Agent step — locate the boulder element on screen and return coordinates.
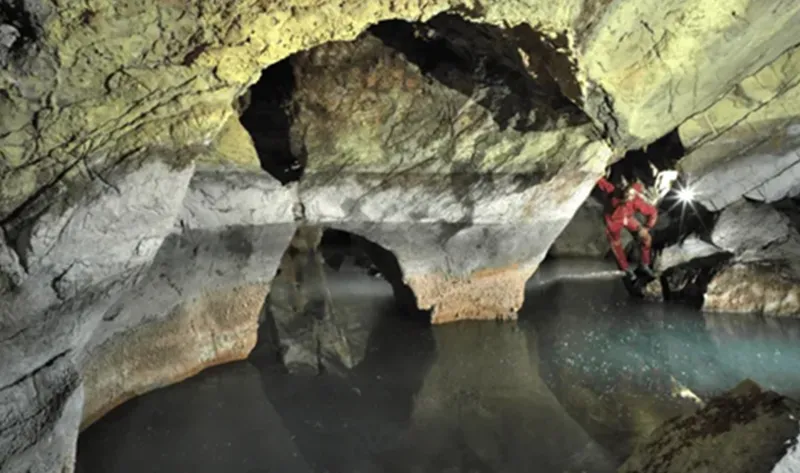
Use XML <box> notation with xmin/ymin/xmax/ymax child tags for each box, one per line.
<box><xmin>618</xmin><ymin>380</ymin><xmax>800</xmax><ymax>473</ymax></box>
<box><xmin>549</xmin><ymin>198</ymin><xmax>613</xmax><ymax>258</ymax></box>
<box><xmin>700</xmin><ymin>201</ymin><xmax>800</xmax><ymax>316</ymax></box>
<box><xmin>654</xmin><ymin>236</ymin><xmax>728</xmax><ymax>273</ymax></box>
<box><xmin>648</xmin><ymin>201</ymin><xmax>800</xmax><ymax>312</ymax></box>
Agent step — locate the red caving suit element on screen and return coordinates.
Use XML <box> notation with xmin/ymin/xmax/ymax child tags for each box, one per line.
<box><xmin>596</xmin><ymin>177</ymin><xmax>657</xmax><ymax>271</ymax></box>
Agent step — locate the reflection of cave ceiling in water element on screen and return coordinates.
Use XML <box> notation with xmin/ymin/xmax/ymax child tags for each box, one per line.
<box><xmin>2</xmin><ymin>2</ymin><xmax>800</xmax><ymax>472</ymax></box>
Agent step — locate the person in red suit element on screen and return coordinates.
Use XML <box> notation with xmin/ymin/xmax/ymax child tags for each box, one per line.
<box><xmin>596</xmin><ymin>176</ymin><xmax>658</xmax><ymax>279</ymax></box>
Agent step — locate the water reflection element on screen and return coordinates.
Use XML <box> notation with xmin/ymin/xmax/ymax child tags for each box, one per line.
<box><xmin>77</xmin><ymin>261</ymin><xmax>800</xmax><ymax>473</ymax></box>
<box><xmin>386</xmin><ymin>322</ymin><xmax>616</xmax><ymax>473</ymax></box>
<box><xmin>703</xmin><ymin>312</ymin><xmax>800</xmax><ymax>399</ymax></box>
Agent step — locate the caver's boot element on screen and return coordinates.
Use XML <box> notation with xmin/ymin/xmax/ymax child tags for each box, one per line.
<box><xmin>623</xmin><ymin>267</ymin><xmax>636</xmax><ymax>280</ymax></box>
<box><xmin>638</xmin><ymin>264</ymin><xmax>656</xmax><ymax>280</ymax></box>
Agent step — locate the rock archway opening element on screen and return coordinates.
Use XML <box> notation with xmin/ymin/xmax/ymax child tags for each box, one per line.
<box><xmin>252</xmin><ymin>226</ymin><xmax>427</xmax><ymax>375</ymax></box>
<box><xmin>238</xmin><ymin>11</ymin><xmax>593</xmax><ymax>187</ymax></box>
<box><xmin>238</xmin><ymin>56</ymin><xmax>301</xmax><ymax>184</ymax></box>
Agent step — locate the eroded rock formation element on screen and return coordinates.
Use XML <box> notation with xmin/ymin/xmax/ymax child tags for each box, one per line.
<box><xmin>290</xmin><ymin>20</ymin><xmax>610</xmax><ymax>322</ymax></box>
<box><xmin>653</xmin><ymin>200</ymin><xmax>800</xmax><ymax>314</ymax></box>
<box><xmin>619</xmin><ymin>380</ymin><xmax>800</xmax><ymax>473</ymax></box>
<box><xmin>2</xmin><ymin>0</ymin><xmax>800</xmax><ymax>471</ymax></box>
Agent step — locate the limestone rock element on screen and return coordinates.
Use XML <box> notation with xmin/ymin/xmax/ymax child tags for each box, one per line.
<box><xmin>3</xmin><ymin>0</ymin><xmax>797</xmax><ymax>220</ymax></box>
<box><xmin>711</xmin><ymin>200</ymin><xmax>800</xmax><ymax>270</ymax></box>
<box><xmin>290</xmin><ymin>20</ymin><xmax>603</xmax><ymax>175</ymax></box>
<box><xmin>2</xmin><ymin>1</ymin><xmax>800</xmax><ymax>470</ymax></box>
<box><xmin>292</xmin><ymin>22</ymin><xmax>611</xmax><ymax>322</ymax></box>
<box><xmin>679</xmin><ymin>45</ymin><xmax>800</xmax><ymax>210</ymax></box>
<box><xmin>0</xmin><ymin>152</ymin><xmax>195</xmax><ymax>388</ymax></box>
<box><xmin>704</xmin><ymin>263</ymin><xmax>800</xmax><ymax>317</ymax></box>
<box><xmin>618</xmin><ymin>380</ymin><xmax>800</xmax><ymax>473</ymax></box>
<box><xmin>81</xmin><ymin>284</ymin><xmax>268</xmax><ymax>428</ymax></box>
<box><xmin>0</xmin><ymin>354</ymin><xmax>83</xmax><ymax>473</ymax></box>
<box><xmin>0</xmin><ymin>0</ymin><xmax>471</xmax><ymax>221</ymax></box>
<box><xmin>0</xmin><ymin>151</ymin><xmax>195</xmax><ymax>471</ymax></box>
<box><xmin>578</xmin><ymin>0</ymin><xmax>800</xmax><ymax>148</ymax></box>
<box><xmin>549</xmin><ymin>198</ymin><xmax>610</xmax><ymax>258</ymax></box>
<box><xmin>702</xmin><ymin>201</ymin><xmax>800</xmax><ymax>316</ymax></box>
<box><xmin>650</xmin><ymin>201</ymin><xmax>800</xmax><ymax>312</ymax></box>
<box><xmin>654</xmin><ymin>236</ymin><xmax>728</xmax><ymax>273</ymax></box>
<box><xmin>81</xmin><ymin>162</ymin><xmax>297</xmax><ymax>424</ymax></box>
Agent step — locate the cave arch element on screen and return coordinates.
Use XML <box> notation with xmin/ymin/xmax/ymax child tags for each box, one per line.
<box><xmin>237</xmin><ymin>12</ymin><xmax>592</xmax><ymax>185</ymax></box>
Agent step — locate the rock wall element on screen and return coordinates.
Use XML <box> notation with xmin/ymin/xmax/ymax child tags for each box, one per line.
<box><xmin>81</xmin><ymin>283</ymin><xmax>269</xmax><ymax>429</ymax></box>
<box><xmin>679</xmin><ymin>44</ymin><xmax>800</xmax><ymax>210</ymax></box>
<box><xmin>2</xmin><ymin>0</ymin><xmax>800</xmax><ymax>471</ymax></box>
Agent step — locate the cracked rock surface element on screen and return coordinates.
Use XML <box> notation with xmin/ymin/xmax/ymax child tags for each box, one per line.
<box><xmin>680</xmin><ymin>44</ymin><xmax>800</xmax><ymax>210</ymax></box>
<box><xmin>2</xmin><ymin>1</ymin><xmax>800</xmax><ymax>471</ymax></box>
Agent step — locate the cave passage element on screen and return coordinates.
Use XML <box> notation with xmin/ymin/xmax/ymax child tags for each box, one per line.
<box><xmin>601</xmin><ymin>128</ymin><xmax>717</xmax><ymax>250</ymax></box>
<box><xmin>74</xmin><ymin>259</ymin><xmax>800</xmax><ymax>473</ymax></box>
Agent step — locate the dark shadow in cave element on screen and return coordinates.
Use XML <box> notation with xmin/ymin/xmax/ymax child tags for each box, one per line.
<box><xmin>591</xmin><ymin>128</ymin><xmax>717</xmax><ymax>252</ymax></box>
<box><xmin>772</xmin><ymin>197</ymin><xmax>800</xmax><ymax>231</ymax></box>
<box><xmin>0</xmin><ymin>1</ymin><xmax>38</xmax><ymax>60</ymax></box>
<box><xmin>368</xmin><ymin>14</ymin><xmax>590</xmax><ymax>134</ymax></box>
<box><xmin>319</xmin><ymin>228</ymin><xmax>429</xmax><ymax>323</ymax></box>
<box><xmin>239</xmin><ymin>57</ymin><xmax>305</xmax><ymax>185</ymax></box>
<box><xmin>608</xmin><ymin>130</ymin><xmax>686</xmax><ymax>188</ymax></box>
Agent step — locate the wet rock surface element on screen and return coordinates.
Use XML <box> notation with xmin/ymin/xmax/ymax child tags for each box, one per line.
<box><xmin>619</xmin><ymin>380</ymin><xmax>800</xmax><ymax>473</ymax></box>
<box><xmin>1</xmin><ymin>0</ymin><xmax>800</xmax><ymax>471</ymax></box>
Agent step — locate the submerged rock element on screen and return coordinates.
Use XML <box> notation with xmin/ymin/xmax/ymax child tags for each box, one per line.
<box><xmin>619</xmin><ymin>380</ymin><xmax>800</xmax><ymax>473</ymax></box>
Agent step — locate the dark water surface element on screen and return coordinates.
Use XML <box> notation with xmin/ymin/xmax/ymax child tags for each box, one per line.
<box><xmin>76</xmin><ymin>261</ymin><xmax>800</xmax><ymax>473</ymax></box>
